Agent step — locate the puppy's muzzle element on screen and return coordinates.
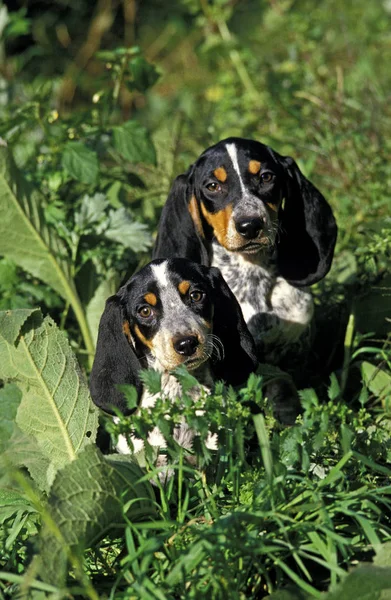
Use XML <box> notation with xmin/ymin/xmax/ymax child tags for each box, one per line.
<box><xmin>173</xmin><ymin>335</ymin><xmax>200</xmax><ymax>357</ymax></box>
<box><xmin>235</xmin><ymin>217</ymin><xmax>264</xmax><ymax>240</ymax></box>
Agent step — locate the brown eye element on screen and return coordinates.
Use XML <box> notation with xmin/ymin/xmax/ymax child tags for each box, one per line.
<box><xmin>206</xmin><ymin>182</ymin><xmax>222</xmax><ymax>193</ymax></box>
<box><xmin>261</xmin><ymin>172</ymin><xmax>273</xmax><ymax>183</ymax></box>
<box><xmin>190</xmin><ymin>290</ymin><xmax>204</xmax><ymax>303</ymax></box>
<box><xmin>138</xmin><ymin>306</ymin><xmax>152</xmax><ymax>318</ymax></box>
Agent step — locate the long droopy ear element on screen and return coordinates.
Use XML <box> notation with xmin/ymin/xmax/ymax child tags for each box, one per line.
<box><xmin>207</xmin><ymin>267</ymin><xmax>258</xmax><ymax>386</ymax></box>
<box><xmin>276</xmin><ymin>156</ymin><xmax>337</xmax><ymax>286</ymax></box>
<box><xmin>89</xmin><ymin>295</ymin><xmax>142</xmax><ymax>415</ymax></box>
<box><xmin>153</xmin><ymin>168</ymin><xmax>209</xmax><ymax>265</ymax></box>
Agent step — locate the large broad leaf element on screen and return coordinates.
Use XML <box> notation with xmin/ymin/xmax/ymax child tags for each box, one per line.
<box><xmin>0</xmin><ymin>382</ymin><xmax>49</xmax><ymax>490</ymax></box>
<box><xmin>0</xmin><ymin>146</ymin><xmax>74</xmax><ymax>301</ymax></box>
<box><xmin>0</xmin><ymin>383</ymin><xmax>21</xmax><ymax>453</ymax></box>
<box><xmin>0</xmin><ymin>309</ymin><xmax>98</xmax><ymax>489</ymax></box>
<box><xmin>0</xmin><ymin>146</ymin><xmax>94</xmax><ymax>356</ymax></box>
<box><xmin>38</xmin><ymin>445</ymin><xmax>156</xmax><ymax>587</ymax></box>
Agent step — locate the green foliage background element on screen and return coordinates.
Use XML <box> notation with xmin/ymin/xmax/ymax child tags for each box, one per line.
<box><xmin>0</xmin><ymin>0</ymin><xmax>390</xmax><ymax>598</ymax></box>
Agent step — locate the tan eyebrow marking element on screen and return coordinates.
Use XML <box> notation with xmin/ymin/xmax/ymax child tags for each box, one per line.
<box><xmin>144</xmin><ymin>292</ymin><xmax>157</xmax><ymax>306</ymax></box>
<box><xmin>178</xmin><ymin>280</ymin><xmax>190</xmax><ymax>295</ymax></box>
<box><xmin>188</xmin><ymin>195</ymin><xmax>205</xmax><ymax>238</ymax></box>
<box><xmin>248</xmin><ymin>160</ymin><xmax>261</xmax><ymax>174</ymax></box>
<box><xmin>213</xmin><ymin>166</ymin><xmax>227</xmax><ymax>182</ymax></box>
<box><xmin>134</xmin><ymin>324</ymin><xmax>153</xmax><ymax>349</ymax></box>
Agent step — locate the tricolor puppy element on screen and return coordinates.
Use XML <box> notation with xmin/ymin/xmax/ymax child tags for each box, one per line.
<box><xmin>90</xmin><ymin>258</ymin><xmax>257</xmax><ymax>457</ymax></box>
<box><xmin>153</xmin><ymin>138</ymin><xmax>337</xmax><ymax>366</ymax></box>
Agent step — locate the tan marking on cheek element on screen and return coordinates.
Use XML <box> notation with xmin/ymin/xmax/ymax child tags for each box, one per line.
<box><xmin>178</xmin><ymin>280</ymin><xmax>190</xmax><ymax>295</ymax></box>
<box><xmin>213</xmin><ymin>166</ymin><xmax>227</xmax><ymax>183</ymax></box>
<box><xmin>123</xmin><ymin>320</ymin><xmax>132</xmax><ymax>344</ymax></box>
<box><xmin>266</xmin><ymin>202</ymin><xmax>278</xmax><ymax>213</ymax></box>
<box><xmin>201</xmin><ymin>203</ymin><xmax>233</xmax><ymax>248</ymax></box>
<box><xmin>144</xmin><ymin>292</ymin><xmax>157</xmax><ymax>306</ymax></box>
<box><xmin>203</xmin><ymin>319</ymin><xmax>211</xmax><ymax>329</ymax></box>
<box><xmin>134</xmin><ymin>324</ymin><xmax>153</xmax><ymax>349</ymax></box>
<box><xmin>248</xmin><ymin>160</ymin><xmax>261</xmax><ymax>174</ymax></box>
<box><xmin>188</xmin><ymin>195</ymin><xmax>205</xmax><ymax>238</ymax></box>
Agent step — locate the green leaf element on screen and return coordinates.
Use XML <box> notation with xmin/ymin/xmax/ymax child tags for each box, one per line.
<box><xmin>328</xmin><ymin>372</ymin><xmax>341</xmax><ymax>401</ymax></box>
<box><xmin>0</xmin><ymin>309</ymin><xmax>99</xmax><ymax>488</ymax></box>
<box><xmin>39</xmin><ymin>445</ymin><xmax>156</xmax><ymax>587</ymax></box>
<box><xmin>74</xmin><ymin>193</ymin><xmax>108</xmax><ymax>231</ymax></box>
<box><xmin>324</xmin><ymin>565</ymin><xmax>391</xmax><ymax>600</ymax></box>
<box><xmin>173</xmin><ymin>365</ymin><xmax>200</xmax><ymax>393</ymax></box>
<box><xmin>361</xmin><ymin>361</ymin><xmax>391</xmax><ymax>402</ymax></box>
<box><xmin>128</xmin><ymin>56</ymin><xmax>160</xmax><ymax>92</ymax></box>
<box><xmin>140</xmin><ymin>369</ymin><xmax>162</xmax><ymax>395</ymax></box>
<box><xmin>104</xmin><ymin>207</ymin><xmax>152</xmax><ymax>252</ymax></box>
<box><xmin>374</xmin><ymin>542</ymin><xmax>391</xmax><ymax>568</ymax></box>
<box><xmin>0</xmin><ymin>146</ymin><xmax>95</xmax><ymax>358</ymax></box>
<box><xmin>3</xmin><ymin>427</ymin><xmax>52</xmax><ymax>491</ymax></box>
<box><xmin>62</xmin><ymin>141</ymin><xmax>99</xmax><ymax>185</ymax></box>
<box><xmin>0</xmin><ymin>147</ymin><xmax>72</xmax><ymax>301</ymax></box>
<box><xmin>116</xmin><ymin>384</ymin><xmax>139</xmax><ymax>411</ymax></box>
<box><xmin>0</xmin><ymin>383</ymin><xmax>22</xmax><ymax>452</ymax></box>
<box><xmin>112</xmin><ymin>121</ymin><xmax>156</xmax><ymax>165</ymax></box>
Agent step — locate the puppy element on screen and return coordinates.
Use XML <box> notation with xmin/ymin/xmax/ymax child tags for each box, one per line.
<box><xmin>90</xmin><ymin>258</ymin><xmax>257</xmax><ymax>463</ymax></box>
<box><xmin>153</xmin><ymin>138</ymin><xmax>337</xmax><ymax>422</ymax></box>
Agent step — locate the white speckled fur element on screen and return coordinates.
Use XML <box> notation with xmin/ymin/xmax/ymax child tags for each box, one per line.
<box><xmin>211</xmin><ymin>242</ymin><xmax>313</xmax><ymax>362</ymax></box>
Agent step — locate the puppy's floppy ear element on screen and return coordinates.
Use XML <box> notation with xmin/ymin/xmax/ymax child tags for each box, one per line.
<box><xmin>89</xmin><ymin>294</ymin><xmax>142</xmax><ymax>415</ymax></box>
<box><xmin>153</xmin><ymin>167</ymin><xmax>209</xmax><ymax>265</ymax></box>
<box><xmin>276</xmin><ymin>155</ymin><xmax>337</xmax><ymax>286</ymax></box>
<box><xmin>207</xmin><ymin>267</ymin><xmax>258</xmax><ymax>386</ymax></box>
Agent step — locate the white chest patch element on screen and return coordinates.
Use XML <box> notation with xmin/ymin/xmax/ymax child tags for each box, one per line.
<box><xmin>211</xmin><ymin>242</ymin><xmax>314</xmax><ymax>357</ymax></box>
<box><xmin>115</xmin><ymin>369</ymin><xmax>216</xmax><ymax>468</ymax></box>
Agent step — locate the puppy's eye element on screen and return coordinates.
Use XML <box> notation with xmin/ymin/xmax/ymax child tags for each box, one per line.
<box><xmin>190</xmin><ymin>290</ymin><xmax>204</xmax><ymax>303</ymax></box>
<box><xmin>206</xmin><ymin>182</ymin><xmax>222</xmax><ymax>193</ymax></box>
<box><xmin>261</xmin><ymin>172</ymin><xmax>274</xmax><ymax>183</ymax></box>
<box><xmin>138</xmin><ymin>306</ymin><xmax>152</xmax><ymax>318</ymax></box>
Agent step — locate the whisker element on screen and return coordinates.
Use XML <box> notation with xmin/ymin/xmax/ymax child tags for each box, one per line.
<box><xmin>206</xmin><ymin>334</ymin><xmax>225</xmax><ymax>362</ymax></box>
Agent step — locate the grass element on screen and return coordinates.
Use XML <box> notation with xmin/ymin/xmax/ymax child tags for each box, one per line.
<box><xmin>0</xmin><ymin>0</ymin><xmax>391</xmax><ymax>597</ymax></box>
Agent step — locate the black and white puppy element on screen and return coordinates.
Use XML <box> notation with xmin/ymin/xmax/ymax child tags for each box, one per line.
<box><xmin>90</xmin><ymin>258</ymin><xmax>257</xmax><ymax>456</ymax></box>
<box><xmin>153</xmin><ymin>138</ymin><xmax>337</xmax><ymax>368</ymax></box>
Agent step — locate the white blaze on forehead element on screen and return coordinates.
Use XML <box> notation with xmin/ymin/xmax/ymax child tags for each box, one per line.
<box><xmin>151</xmin><ymin>260</ymin><xmax>179</xmax><ymax>312</ymax></box>
<box><xmin>226</xmin><ymin>143</ymin><xmax>245</xmax><ymax>195</ymax></box>
<box><xmin>151</xmin><ymin>261</ymin><xmax>169</xmax><ymax>288</ymax></box>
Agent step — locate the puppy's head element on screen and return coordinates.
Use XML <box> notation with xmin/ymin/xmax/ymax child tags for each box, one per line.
<box><xmin>121</xmin><ymin>258</ymin><xmax>215</xmax><ymax>372</ymax></box>
<box><xmin>153</xmin><ymin>138</ymin><xmax>337</xmax><ymax>286</ymax></box>
<box><xmin>89</xmin><ymin>258</ymin><xmax>257</xmax><ymax>415</ymax></box>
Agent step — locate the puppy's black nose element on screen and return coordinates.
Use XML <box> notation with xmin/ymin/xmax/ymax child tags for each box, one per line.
<box><xmin>235</xmin><ymin>218</ymin><xmax>263</xmax><ymax>240</ymax></box>
<box><xmin>173</xmin><ymin>335</ymin><xmax>199</xmax><ymax>356</ymax></box>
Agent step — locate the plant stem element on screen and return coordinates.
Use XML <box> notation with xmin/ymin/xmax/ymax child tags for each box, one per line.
<box><xmin>216</xmin><ymin>20</ymin><xmax>260</xmax><ymax>102</ymax></box>
<box><xmin>340</xmin><ymin>313</ymin><xmax>355</xmax><ymax>397</ymax></box>
<box><xmin>70</xmin><ymin>287</ymin><xmax>95</xmax><ymax>369</ymax></box>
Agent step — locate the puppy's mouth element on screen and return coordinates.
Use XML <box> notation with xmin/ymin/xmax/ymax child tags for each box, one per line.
<box><xmin>184</xmin><ymin>354</ymin><xmax>208</xmax><ymax>370</ymax></box>
<box><xmin>228</xmin><ymin>239</ymin><xmax>270</xmax><ymax>254</ymax></box>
